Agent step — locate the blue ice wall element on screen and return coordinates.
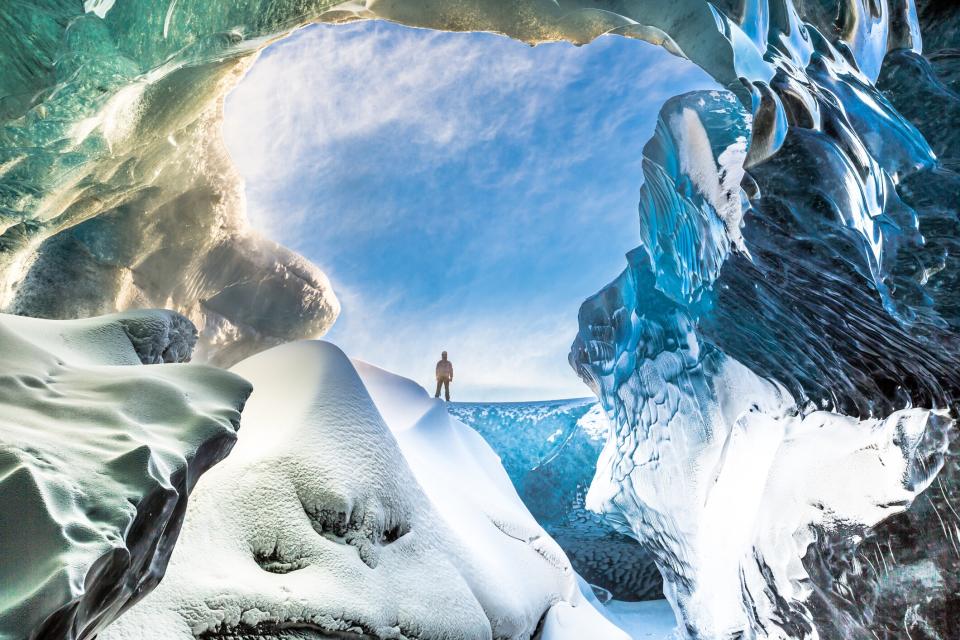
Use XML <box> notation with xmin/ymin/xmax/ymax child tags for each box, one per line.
<box><xmin>570</xmin><ymin>1</ymin><xmax>960</xmax><ymax>638</ymax></box>
<box><xmin>448</xmin><ymin>400</ymin><xmax>663</xmax><ymax>601</ymax></box>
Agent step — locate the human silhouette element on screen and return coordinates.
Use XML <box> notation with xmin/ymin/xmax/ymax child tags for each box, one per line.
<box><xmin>435</xmin><ymin>351</ymin><xmax>453</xmax><ymax>401</ymax></box>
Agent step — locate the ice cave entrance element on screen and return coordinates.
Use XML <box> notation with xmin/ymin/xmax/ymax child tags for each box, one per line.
<box><xmin>222</xmin><ymin>20</ymin><xmax>720</xmax><ymax>402</ymax></box>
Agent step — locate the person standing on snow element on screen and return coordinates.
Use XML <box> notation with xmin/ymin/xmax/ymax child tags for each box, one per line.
<box><xmin>435</xmin><ymin>351</ymin><xmax>453</xmax><ymax>401</ymax></box>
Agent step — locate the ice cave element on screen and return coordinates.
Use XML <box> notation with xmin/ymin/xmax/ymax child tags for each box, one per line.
<box><xmin>1</xmin><ymin>1</ymin><xmax>959</xmax><ymax>639</ymax></box>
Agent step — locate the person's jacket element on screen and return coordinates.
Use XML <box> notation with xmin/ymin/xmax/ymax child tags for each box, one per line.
<box><xmin>436</xmin><ymin>359</ymin><xmax>453</xmax><ymax>381</ymax></box>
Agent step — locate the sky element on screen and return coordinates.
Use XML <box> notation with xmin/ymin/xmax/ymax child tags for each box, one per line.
<box><xmin>223</xmin><ymin>20</ymin><xmax>719</xmax><ymax>401</ymax></box>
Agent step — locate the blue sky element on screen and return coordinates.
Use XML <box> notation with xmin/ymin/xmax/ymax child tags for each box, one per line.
<box><xmin>223</xmin><ymin>20</ymin><xmax>718</xmax><ymax>400</ymax></box>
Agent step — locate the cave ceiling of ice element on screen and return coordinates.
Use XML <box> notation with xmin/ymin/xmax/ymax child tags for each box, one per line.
<box><xmin>2</xmin><ymin>0</ymin><xmax>960</xmax><ymax>639</ymax></box>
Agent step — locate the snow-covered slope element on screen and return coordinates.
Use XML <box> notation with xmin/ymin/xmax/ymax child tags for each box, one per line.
<box><xmin>0</xmin><ymin>311</ymin><xmax>251</xmax><ymax>640</ymax></box>
<box><xmin>102</xmin><ymin>341</ymin><xmax>627</xmax><ymax>640</ymax></box>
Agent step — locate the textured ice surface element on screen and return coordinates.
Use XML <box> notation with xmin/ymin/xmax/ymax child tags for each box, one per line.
<box><xmin>102</xmin><ymin>342</ymin><xmax>628</xmax><ymax>640</ymax></box>
<box><xmin>0</xmin><ymin>0</ymin><xmax>932</xmax><ymax>366</ymax></box>
<box><xmin>0</xmin><ymin>3</ymin><xmax>341</xmax><ymax>365</ymax></box>
<box><xmin>574</xmin><ymin>291</ymin><xmax>948</xmax><ymax>637</ymax></box>
<box><xmin>448</xmin><ymin>400</ymin><xmax>662</xmax><ymax>601</ymax></box>
<box><xmin>568</xmin><ymin>1</ymin><xmax>960</xmax><ymax>638</ymax></box>
<box><xmin>3</xmin><ymin>0</ymin><xmax>960</xmax><ymax>637</ymax></box>
<box><xmin>0</xmin><ymin>310</ymin><xmax>251</xmax><ymax>640</ymax></box>
<box><xmin>813</xmin><ymin>6</ymin><xmax>960</xmax><ymax>638</ymax></box>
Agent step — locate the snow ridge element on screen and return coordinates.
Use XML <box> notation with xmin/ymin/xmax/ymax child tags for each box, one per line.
<box><xmin>0</xmin><ymin>311</ymin><xmax>251</xmax><ymax>640</ymax></box>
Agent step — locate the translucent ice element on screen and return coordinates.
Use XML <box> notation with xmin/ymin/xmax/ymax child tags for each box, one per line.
<box><xmin>2</xmin><ymin>1</ymin><xmax>960</xmax><ymax>638</ymax></box>
<box><xmin>449</xmin><ymin>400</ymin><xmax>663</xmax><ymax>601</ymax></box>
<box><xmin>570</xmin><ymin>2</ymin><xmax>960</xmax><ymax>637</ymax></box>
<box><xmin>0</xmin><ymin>0</ymin><xmax>932</xmax><ymax>365</ymax></box>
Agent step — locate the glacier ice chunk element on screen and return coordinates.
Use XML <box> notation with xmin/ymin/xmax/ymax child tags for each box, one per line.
<box><xmin>572</xmin><ymin>262</ymin><xmax>950</xmax><ymax>638</ymax></box>
<box><xmin>449</xmin><ymin>400</ymin><xmax>663</xmax><ymax>601</ymax></box>
<box><xmin>568</xmin><ymin>3</ymin><xmax>959</xmax><ymax>634</ymax></box>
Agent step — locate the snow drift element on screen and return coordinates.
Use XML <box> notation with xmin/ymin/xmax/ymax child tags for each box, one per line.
<box><xmin>3</xmin><ymin>0</ymin><xmax>960</xmax><ymax>638</ymax></box>
<box><xmin>101</xmin><ymin>341</ymin><xmax>627</xmax><ymax>640</ymax></box>
<box><xmin>0</xmin><ymin>310</ymin><xmax>251</xmax><ymax>640</ymax></box>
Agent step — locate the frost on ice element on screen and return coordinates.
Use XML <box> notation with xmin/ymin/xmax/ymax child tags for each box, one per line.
<box><xmin>102</xmin><ymin>341</ymin><xmax>626</xmax><ymax>640</ymax></box>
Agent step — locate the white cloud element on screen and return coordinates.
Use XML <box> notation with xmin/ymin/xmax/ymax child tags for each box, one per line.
<box><xmin>223</xmin><ymin>21</ymin><xmax>700</xmax><ymax>241</ymax></box>
<box><xmin>224</xmin><ymin>22</ymin><xmax>584</xmax><ymax>187</ymax></box>
<box><xmin>222</xmin><ymin>19</ymin><xmax>719</xmax><ymax>400</ymax></box>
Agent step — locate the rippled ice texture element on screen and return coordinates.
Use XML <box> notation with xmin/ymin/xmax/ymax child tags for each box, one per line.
<box><xmin>3</xmin><ymin>0</ymin><xmax>960</xmax><ymax>638</ymax></box>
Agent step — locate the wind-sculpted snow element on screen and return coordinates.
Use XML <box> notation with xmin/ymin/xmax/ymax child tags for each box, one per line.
<box><xmin>101</xmin><ymin>342</ymin><xmax>627</xmax><ymax>640</ymax></box>
<box><xmin>0</xmin><ymin>310</ymin><xmax>251</xmax><ymax>640</ymax></box>
<box><xmin>448</xmin><ymin>400</ymin><xmax>663</xmax><ymax>601</ymax></box>
<box><xmin>4</xmin><ymin>0</ymin><xmax>960</xmax><ymax>638</ymax></box>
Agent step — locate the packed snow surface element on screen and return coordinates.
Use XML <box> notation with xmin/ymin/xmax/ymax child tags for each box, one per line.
<box><xmin>0</xmin><ymin>310</ymin><xmax>251</xmax><ymax>640</ymax></box>
<box><xmin>103</xmin><ymin>341</ymin><xmax>629</xmax><ymax>640</ymax></box>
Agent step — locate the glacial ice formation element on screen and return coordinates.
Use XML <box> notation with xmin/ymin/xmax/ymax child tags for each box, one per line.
<box><xmin>0</xmin><ymin>310</ymin><xmax>251</xmax><ymax>640</ymax></box>
<box><xmin>0</xmin><ymin>3</ymin><xmax>340</xmax><ymax>365</ymax></box>
<box><xmin>3</xmin><ymin>0</ymin><xmax>960</xmax><ymax>638</ymax></box>
<box><xmin>102</xmin><ymin>341</ymin><xmax>627</xmax><ymax>640</ymax></box>
<box><xmin>0</xmin><ymin>0</ymin><xmax>935</xmax><ymax>366</ymax></box>
<box><xmin>569</xmin><ymin>2</ymin><xmax>960</xmax><ymax>638</ymax></box>
<box><xmin>574</xmin><ymin>277</ymin><xmax>949</xmax><ymax>638</ymax></box>
<box><xmin>449</xmin><ymin>400</ymin><xmax>662</xmax><ymax>601</ymax></box>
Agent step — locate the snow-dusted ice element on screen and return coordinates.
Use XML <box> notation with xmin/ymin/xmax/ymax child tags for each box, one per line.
<box><xmin>0</xmin><ymin>311</ymin><xmax>251</xmax><ymax>640</ymax></box>
<box><xmin>571</xmin><ymin>79</ymin><xmax>955</xmax><ymax>638</ymax></box>
<box><xmin>2</xmin><ymin>0</ymin><xmax>960</xmax><ymax>638</ymax></box>
<box><xmin>102</xmin><ymin>341</ymin><xmax>631</xmax><ymax>640</ymax></box>
<box><xmin>578</xmin><ymin>334</ymin><xmax>949</xmax><ymax>637</ymax></box>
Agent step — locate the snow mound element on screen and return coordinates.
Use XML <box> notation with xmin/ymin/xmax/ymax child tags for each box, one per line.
<box><xmin>0</xmin><ymin>310</ymin><xmax>251</xmax><ymax>640</ymax></box>
<box><xmin>102</xmin><ymin>341</ymin><xmax>628</xmax><ymax>640</ymax></box>
<box><xmin>1</xmin><ymin>309</ymin><xmax>199</xmax><ymax>366</ymax></box>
